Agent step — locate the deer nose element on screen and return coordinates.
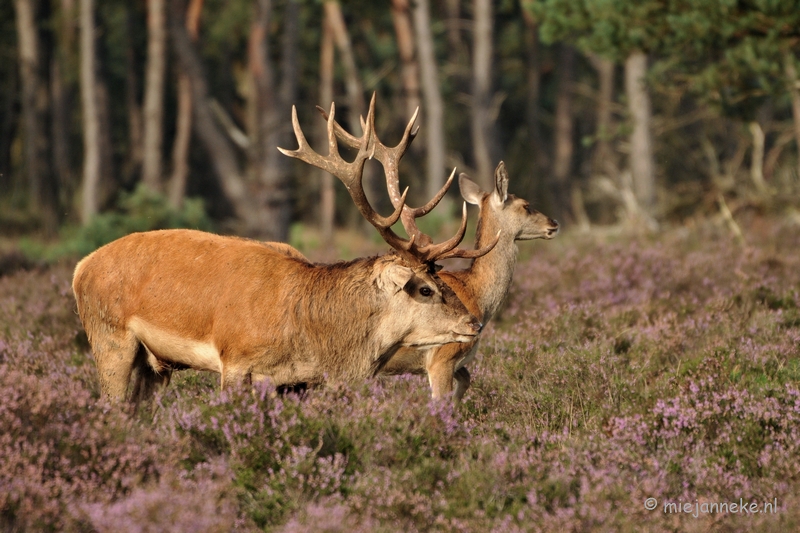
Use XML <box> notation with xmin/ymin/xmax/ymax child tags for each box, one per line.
<box><xmin>468</xmin><ymin>318</ymin><xmax>483</xmax><ymax>334</ymax></box>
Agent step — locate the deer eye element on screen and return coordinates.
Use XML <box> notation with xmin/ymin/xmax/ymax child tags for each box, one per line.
<box><xmin>419</xmin><ymin>287</ymin><xmax>434</xmax><ymax>297</ymax></box>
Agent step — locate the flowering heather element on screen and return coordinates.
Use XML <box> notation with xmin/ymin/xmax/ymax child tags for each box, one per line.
<box><xmin>1</xmin><ymin>217</ymin><xmax>799</xmax><ymax>531</ymax></box>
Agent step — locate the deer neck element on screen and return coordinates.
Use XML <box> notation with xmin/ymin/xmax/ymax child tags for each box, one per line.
<box><xmin>465</xmin><ymin>217</ymin><xmax>518</xmax><ymax>322</ymax></box>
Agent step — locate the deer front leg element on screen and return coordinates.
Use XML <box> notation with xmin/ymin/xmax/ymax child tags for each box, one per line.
<box><xmin>426</xmin><ymin>343</ymin><xmax>469</xmax><ymax>401</ymax></box>
<box><xmin>453</xmin><ymin>366</ymin><xmax>471</xmax><ymax>403</ymax></box>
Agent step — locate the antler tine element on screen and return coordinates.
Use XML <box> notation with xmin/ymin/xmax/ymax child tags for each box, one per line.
<box><xmin>316</xmin><ymin>105</ymin><xmax>360</xmax><ymax>149</ymax></box>
<box><xmin>400</xmin><ymin>106</ymin><xmax>420</xmax><ymax>151</ymax></box>
<box><xmin>278</xmin><ymin>105</ymin><xmax>349</xmax><ymax>181</ymax></box>
<box><xmin>416</xmin><ymin>201</ymin><xmax>469</xmax><ymax>260</ymax></box>
<box><xmin>436</xmin><ymin>230</ymin><xmax>502</xmax><ymax>261</ymax></box>
<box><xmin>278</xmin><ymin>103</ymin><xmax>411</xmax><ymax>252</ymax></box>
<box><xmin>409</xmin><ymin>167</ymin><xmax>456</xmax><ymax>218</ymax></box>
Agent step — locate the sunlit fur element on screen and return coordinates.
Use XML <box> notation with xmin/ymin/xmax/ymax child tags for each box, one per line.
<box><xmin>72</xmin><ymin>229</ymin><xmax>480</xmax><ymax>403</ymax></box>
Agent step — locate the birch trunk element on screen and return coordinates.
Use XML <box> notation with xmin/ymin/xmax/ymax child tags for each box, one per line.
<box><xmin>624</xmin><ymin>51</ymin><xmax>656</xmax><ymax>212</ymax></box>
<box><xmin>79</xmin><ymin>0</ymin><xmax>101</xmax><ymax>224</ymax></box>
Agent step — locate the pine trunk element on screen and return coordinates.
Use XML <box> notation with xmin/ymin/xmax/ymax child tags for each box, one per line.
<box><xmin>471</xmin><ymin>0</ymin><xmax>496</xmax><ymax>189</ymax></box>
<box><xmin>15</xmin><ymin>0</ymin><xmax>58</xmax><ymax>234</ymax></box>
<box><xmin>412</xmin><ymin>0</ymin><xmax>447</xmax><ymax>203</ymax></box>
<box><xmin>168</xmin><ymin>0</ymin><xmax>203</xmax><ymax>208</ymax></box>
<box><xmin>318</xmin><ymin>12</ymin><xmax>335</xmax><ymax>249</ymax></box>
<box><xmin>390</xmin><ymin>0</ymin><xmax>421</xmax><ymax>120</ymax></box>
<box><xmin>141</xmin><ymin>0</ymin><xmax>167</xmax><ymax>190</ymax></box>
<box><xmin>552</xmin><ymin>45</ymin><xmax>575</xmax><ymax>224</ymax></box>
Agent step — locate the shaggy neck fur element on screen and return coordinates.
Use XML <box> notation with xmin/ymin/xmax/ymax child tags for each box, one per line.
<box><xmin>282</xmin><ymin>254</ymin><xmax>402</xmax><ymax>381</ymax></box>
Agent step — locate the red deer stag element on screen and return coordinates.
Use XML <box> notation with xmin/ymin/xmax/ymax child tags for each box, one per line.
<box><xmin>72</xmin><ymin>98</ymin><xmax>491</xmax><ymax>403</ymax></box>
<box><xmin>318</xmin><ymin>106</ymin><xmax>559</xmax><ymax>400</ymax></box>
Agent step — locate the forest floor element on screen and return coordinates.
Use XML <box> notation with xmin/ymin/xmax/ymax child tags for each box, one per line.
<box><xmin>1</xmin><ymin>214</ymin><xmax>799</xmax><ymax>532</ymax></box>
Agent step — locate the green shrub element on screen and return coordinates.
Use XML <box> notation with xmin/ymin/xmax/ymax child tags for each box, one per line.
<box><xmin>20</xmin><ymin>185</ymin><xmax>213</xmax><ymax>262</ymax></box>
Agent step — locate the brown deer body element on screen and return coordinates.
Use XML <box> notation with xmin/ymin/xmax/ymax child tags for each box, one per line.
<box><xmin>379</xmin><ymin>163</ymin><xmax>559</xmax><ymax>401</ymax></box>
<box><xmin>73</xmin><ymin>97</ymin><xmax>494</xmax><ymax>402</ymax></box>
<box><xmin>73</xmin><ymin>229</ymin><xmax>480</xmax><ymax>400</ymax></box>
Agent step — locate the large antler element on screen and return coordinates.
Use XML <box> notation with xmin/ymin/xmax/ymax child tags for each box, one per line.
<box><xmin>318</xmin><ymin>94</ymin><xmax>500</xmax><ymax>262</ymax></box>
<box><xmin>278</xmin><ymin>102</ymin><xmax>425</xmax><ymax>261</ymax></box>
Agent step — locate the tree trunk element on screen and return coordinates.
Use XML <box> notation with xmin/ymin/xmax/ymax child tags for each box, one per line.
<box><xmin>390</xmin><ymin>0</ymin><xmax>420</xmax><ymax>120</ymax></box>
<box><xmin>168</xmin><ymin>73</ymin><xmax>192</xmax><ymax>207</ymax></box>
<box><xmin>471</xmin><ymin>0</ymin><xmax>497</xmax><ymax>189</ymax></box>
<box><xmin>142</xmin><ymin>0</ymin><xmax>167</xmax><ymax>190</ymax></box>
<box><xmin>125</xmin><ymin>7</ymin><xmax>143</xmax><ymax>180</ymax></box>
<box><xmin>250</xmin><ymin>0</ymin><xmax>295</xmax><ymax>242</ymax></box>
<box><xmin>51</xmin><ymin>0</ymin><xmax>77</xmax><ymax>212</ymax></box>
<box><xmin>168</xmin><ymin>0</ymin><xmax>202</xmax><ymax>208</ymax></box>
<box><xmin>624</xmin><ymin>50</ymin><xmax>656</xmax><ymax>212</ymax></box>
<box><xmin>96</xmin><ymin>70</ymin><xmax>115</xmax><ymax>208</ymax></box>
<box><xmin>590</xmin><ymin>54</ymin><xmax>616</xmax><ymax>178</ymax></box>
<box><xmin>0</xmin><ymin>68</ymin><xmax>17</xmax><ymax>194</ymax></box>
<box><xmin>79</xmin><ymin>0</ymin><xmax>101</xmax><ymax>224</ymax></box>
<box><xmin>15</xmin><ymin>0</ymin><xmax>58</xmax><ymax>234</ymax></box>
<box><xmin>269</xmin><ymin>0</ymin><xmax>299</xmax><ymax>239</ymax></box>
<box><xmin>444</xmin><ymin>0</ymin><xmax>463</xmax><ymax>67</ymax></box>
<box><xmin>522</xmin><ymin>11</ymin><xmax>547</xmax><ymax>169</ymax></box>
<box><xmin>324</xmin><ymin>1</ymin><xmax>380</xmax><ymax>227</ymax></box>
<box><xmin>749</xmin><ymin>121</ymin><xmax>768</xmax><ymax>193</ymax></box>
<box><xmin>786</xmin><ymin>53</ymin><xmax>800</xmax><ymax>182</ymax></box>
<box><xmin>318</xmin><ymin>14</ymin><xmax>335</xmax><ymax>250</ymax></box>
<box><xmin>412</xmin><ymin>0</ymin><xmax>447</xmax><ymax>203</ymax></box>
<box><xmin>169</xmin><ymin>0</ymin><xmax>254</xmax><ymax>226</ymax></box>
<box><xmin>323</xmin><ymin>1</ymin><xmax>365</xmax><ymax>129</ymax></box>
<box><xmin>551</xmin><ymin>45</ymin><xmax>575</xmax><ymax>224</ymax></box>
<box><xmin>587</xmin><ymin>53</ymin><xmax>618</xmax><ymax>224</ymax></box>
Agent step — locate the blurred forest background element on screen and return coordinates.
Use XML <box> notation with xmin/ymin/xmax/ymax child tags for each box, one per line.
<box><xmin>3</xmin><ymin>0</ymin><xmax>800</xmax><ymax>256</ymax></box>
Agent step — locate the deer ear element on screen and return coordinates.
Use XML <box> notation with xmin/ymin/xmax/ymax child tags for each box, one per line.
<box><xmin>494</xmin><ymin>161</ymin><xmax>509</xmax><ymax>204</ymax></box>
<box><xmin>379</xmin><ymin>263</ymin><xmax>415</xmax><ymax>293</ymax></box>
<box><xmin>459</xmin><ymin>173</ymin><xmax>484</xmax><ymax>205</ymax></box>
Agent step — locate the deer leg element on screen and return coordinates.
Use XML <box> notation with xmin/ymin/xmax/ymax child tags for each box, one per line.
<box><xmin>90</xmin><ymin>327</ymin><xmax>139</xmax><ymax>401</ymax></box>
<box><xmin>426</xmin><ymin>344</ymin><xmax>468</xmax><ymax>400</ymax></box>
<box><xmin>129</xmin><ymin>344</ymin><xmax>172</xmax><ymax>405</ymax></box>
<box><xmin>453</xmin><ymin>366</ymin><xmax>471</xmax><ymax>403</ymax></box>
<box><xmin>220</xmin><ymin>362</ymin><xmax>249</xmax><ymax>391</ymax></box>
<box><xmin>427</xmin><ymin>357</ymin><xmax>457</xmax><ymax>400</ymax></box>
